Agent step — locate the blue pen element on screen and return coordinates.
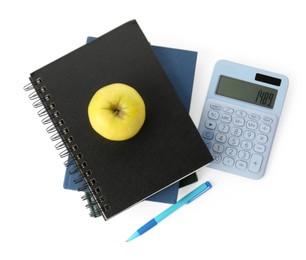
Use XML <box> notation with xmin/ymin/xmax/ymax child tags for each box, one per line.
<box><xmin>126</xmin><ymin>181</ymin><xmax>212</xmax><ymax>242</ymax></box>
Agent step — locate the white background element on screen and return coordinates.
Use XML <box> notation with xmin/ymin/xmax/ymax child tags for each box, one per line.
<box><xmin>1</xmin><ymin>0</ymin><xmax>305</xmax><ymax>259</ymax></box>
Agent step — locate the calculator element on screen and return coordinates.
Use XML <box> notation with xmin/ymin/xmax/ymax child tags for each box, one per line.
<box><xmin>199</xmin><ymin>60</ymin><xmax>288</xmax><ymax>179</ymax></box>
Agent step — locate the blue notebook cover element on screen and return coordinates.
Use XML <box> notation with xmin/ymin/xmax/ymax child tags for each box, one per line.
<box><xmin>64</xmin><ymin>37</ymin><xmax>198</xmax><ymax>204</ymax></box>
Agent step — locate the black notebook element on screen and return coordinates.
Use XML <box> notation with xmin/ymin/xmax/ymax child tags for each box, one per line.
<box><xmin>25</xmin><ymin>20</ymin><xmax>212</xmax><ymax>220</ymax></box>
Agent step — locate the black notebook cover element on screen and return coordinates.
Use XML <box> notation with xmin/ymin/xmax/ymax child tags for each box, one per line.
<box><xmin>63</xmin><ymin>41</ymin><xmax>200</xmax><ymax>205</ymax></box>
<box><xmin>28</xmin><ymin>20</ymin><xmax>212</xmax><ymax>220</ymax></box>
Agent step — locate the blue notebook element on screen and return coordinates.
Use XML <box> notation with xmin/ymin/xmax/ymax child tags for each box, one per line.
<box><xmin>64</xmin><ymin>37</ymin><xmax>198</xmax><ymax>204</ymax></box>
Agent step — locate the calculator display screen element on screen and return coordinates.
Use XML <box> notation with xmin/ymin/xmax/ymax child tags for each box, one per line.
<box><xmin>216</xmin><ymin>75</ymin><xmax>278</xmax><ymax>109</ymax></box>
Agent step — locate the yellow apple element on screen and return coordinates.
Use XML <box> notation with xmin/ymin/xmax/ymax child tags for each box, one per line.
<box><xmin>88</xmin><ymin>83</ymin><xmax>146</xmax><ymax>141</ymax></box>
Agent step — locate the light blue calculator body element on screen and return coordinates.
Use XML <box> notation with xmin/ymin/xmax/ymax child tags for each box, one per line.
<box><xmin>199</xmin><ymin>60</ymin><xmax>288</xmax><ymax>179</ymax></box>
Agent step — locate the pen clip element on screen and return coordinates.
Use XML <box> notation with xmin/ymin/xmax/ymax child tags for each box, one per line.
<box><xmin>186</xmin><ymin>182</ymin><xmax>212</xmax><ymax>204</ymax></box>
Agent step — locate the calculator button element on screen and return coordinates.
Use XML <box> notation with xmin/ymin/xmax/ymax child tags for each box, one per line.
<box><xmin>215</xmin><ymin>133</ymin><xmax>227</xmax><ymax>143</ymax></box>
<box><xmin>241</xmin><ymin>140</ymin><xmax>253</xmax><ymax>150</ymax></box>
<box><xmin>221</xmin><ymin>114</ymin><xmax>232</xmax><ymax>123</ymax></box>
<box><xmin>226</xmin><ymin>147</ymin><xmax>237</xmax><ymax>157</ymax></box>
<box><xmin>248</xmin><ymin>113</ymin><xmax>260</xmax><ymax>121</ymax></box>
<box><xmin>233</xmin><ymin>117</ymin><xmax>245</xmax><ymax>126</ymax></box>
<box><xmin>218</xmin><ymin>123</ymin><xmax>229</xmax><ymax>133</ymax></box>
<box><xmin>204</xmin><ymin>140</ymin><xmax>211</xmax><ymax>150</ymax></box>
<box><xmin>231</xmin><ymin>127</ymin><xmax>242</xmax><ymax>137</ymax></box>
<box><xmin>208</xmin><ymin>110</ymin><xmax>219</xmax><ymax>120</ymax></box>
<box><xmin>213</xmin><ymin>143</ymin><xmax>224</xmax><ymax>153</ymax></box>
<box><xmin>259</xmin><ymin>124</ymin><xmax>271</xmax><ymax>134</ymax></box>
<box><xmin>223</xmin><ymin>107</ymin><xmax>234</xmax><ymax>114</ymax></box>
<box><xmin>205</xmin><ymin>120</ymin><xmax>216</xmax><ymax>130</ymax></box>
<box><xmin>238</xmin><ymin>150</ymin><xmax>250</xmax><ymax>160</ymax></box>
<box><xmin>243</xmin><ymin>130</ymin><xmax>255</xmax><ymax>140</ymax></box>
<box><xmin>256</xmin><ymin>134</ymin><xmax>268</xmax><ymax>144</ymax></box>
<box><xmin>212</xmin><ymin>154</ymin><xmax>221</xmax><ymax>163</ymax></box>
<box><xmin>262</xmin><ymin>117</ymin><xmax>273</xmax><ymax>124</ymax></box>
<box><xmin>210</xmin><ymin>104</ymin><xmax>222</xmax><ymax>110</ymax></box>
<box><xmin>228</xmin><ymin>137</ymin><xmax>240</xmax><ymax>146</ymax></box>
<box><xmin>236</xmin><ymin>160</ymin><xmax>247</xmax><ymax>170</ymax></box>
<box><xmin>223</xmin><ymin>157</ymin><xmax>234</xmax><ymax>167</ymax></box>
<box><xmin>254</xmin><ymin>144</ymin><xmax>266</xmax><ymax>153</ymax></box>
<box><xmin>249</xmin><ymin>154</ymin><xmax>263</xmax><ymax>173</ymax></box>
<box><xmin>236</xmin><ymin>110</ymin><xmax>247</xmax><ymax>117</ymax></box>
<box><xmin>246</xmin><ymin>120</ymin><xmax>258</xmax><ymax>130</ymax></box>
<box><xmin>202</xmin><ymin>131</ymin><xmax>214</xmax><ymax>140</ymax></box>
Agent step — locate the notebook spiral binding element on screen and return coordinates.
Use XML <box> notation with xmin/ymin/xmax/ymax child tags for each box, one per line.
<box><xmin>24</xmin><ymin>79</ymin><xmax>104</xmax><ymax>218</ymax></box>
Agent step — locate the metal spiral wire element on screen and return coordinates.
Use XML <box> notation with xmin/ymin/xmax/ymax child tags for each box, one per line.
<box><xmin>24</xmin><ymin>78</ymin><xmax>105</xmax><ymax>218</ymax></box>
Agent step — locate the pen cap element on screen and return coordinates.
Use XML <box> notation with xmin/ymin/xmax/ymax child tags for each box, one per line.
<box><xmin>187</xmin><ymin>181</ymin><xmax>212</xmax><ymax>204</ymax></box>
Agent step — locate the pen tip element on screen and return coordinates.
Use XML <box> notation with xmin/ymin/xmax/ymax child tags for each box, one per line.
<box><xmin>126</xmin><ymin>231</ymin><xmax>139</xmax><ymax>242</ymax></box>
